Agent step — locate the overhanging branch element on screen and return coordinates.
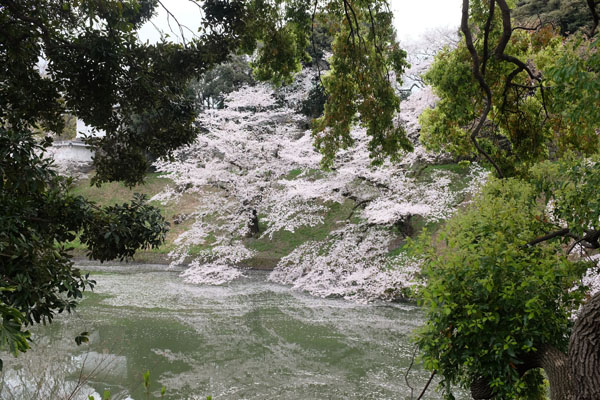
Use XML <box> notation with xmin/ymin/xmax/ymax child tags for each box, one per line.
<box><xmin>461</xmin><ymin>0</ymin><xmax>504</xmax><ymax>178</ymax></box>
<box><xmin>526</xmin><ymin>228</ymin><xmax>570</xmax><ymax>247</ymax></box>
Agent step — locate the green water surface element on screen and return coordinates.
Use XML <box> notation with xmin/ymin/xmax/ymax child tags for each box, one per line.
<box><xmin>0</xmin><ymin>265</ymin><xmax>465</xmax><ymax>399</ymax></box>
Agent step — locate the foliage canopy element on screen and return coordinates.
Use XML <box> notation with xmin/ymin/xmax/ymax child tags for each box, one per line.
<box><xmin>416</xmin><ymin>1</ymin><xmax>600</xmax><ymax>399</ymax></box>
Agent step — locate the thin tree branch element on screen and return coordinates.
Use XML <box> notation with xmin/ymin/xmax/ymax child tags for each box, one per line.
<box><xmin>494</xmin><ymin>0</ymin><xmax>540</xmax><ymax>81</ymax></box>
<box><xmin>568</xmin><ymin>238</ymin><xmax>587</xmax><ymax>255</ymax></box>
<box><xmin>526</xmin><ymin>228</ymin><xmax>570</xmax><ymax>247</ymax></box>
<box><xmin>345</xmin><ymin>0</ymin><xmax>364</xmax><ymax>47</ymax></box>
<box><xmin>481</xmin><ymin>0</ymin><xmax>496</xmax><ymax>76</ymax></box>
<box><xmin>416</xmin><ymin>370</ymin><xmax>436</xmax><ymax>400</ymax></box>
<box><xmin>311</xmin><ymin>0</ymin><xmax>324</xmax><ymax>86</ymax></box>
<box><xmin>512</xmin><ymin>24</ymin><xmax>543</xmax><ymax>32</ymax></box>
<box><xmin>367</xmin><ymin>4</ymin><xmax>390</xmax><ymax>81</ymax></box>
<box><xmin>346</xmin><ymin>198</ymin><xmax>371</xmax><ymax>221</ymax></box>
<box><xmin>461</xmin><ymin>0</ymin><xmax>505</xmax><ymax>177</ymax></box>
<box><xmin>404</xmin><ymin>345</ymin><xmax>419</xmax><ymax>399</ymax></box>
<box><xmin>342</xmin><ymin>0</ymin><xmax>356</xmax><ymax>48</ymax></box>
<box><xmin>156</xmin><ymin>0</ymin><xmax>199</xmax><ymax>45</ymax></box>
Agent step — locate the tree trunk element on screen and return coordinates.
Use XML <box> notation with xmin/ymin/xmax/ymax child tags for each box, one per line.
<box><xmin>536</xmin><ymin>345</ymin><xmax>573</xmax><ymax>400</ymax></box>
<box><xmin>246</xmin><ymin>209</ymin><xmax>259</xmax><ymax>238</ymax></box>
<box><xmin>470</xmin><ymin>345</ymin><xmax>573</xmax><ymax>400</ymax></box>
<box><xmin>569</xmin><ymin>291</ymin><xmax>600</xmax><ymax>400</ymax></box>
<box><xmin>471</xmin><ymin>292</ymin><xmax>600</xmax><ymax>400</ymax></box>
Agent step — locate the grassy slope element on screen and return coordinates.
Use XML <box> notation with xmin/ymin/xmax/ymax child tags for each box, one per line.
<box><xmin>243</xmin><ymin>199</ymin><xmax>356</xmax><ymax>269</ymax></box>
<box><xmin>69</xmin><ymin>172</ymin><xmax>358</xmax><ymax>267</ymax></box>
<box><xmin>70</xmin><ymin>163</ymin><xmax>474</xmax><ymax>268</ymax></box>
<box><xmin>68</xmin><ymin>173</ymin><xmax>203</xmax><ymax>263</ymax></box>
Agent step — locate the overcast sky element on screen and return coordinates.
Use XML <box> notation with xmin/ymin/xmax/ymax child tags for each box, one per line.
<box><xmin>138</xmin><ymin>0</ymin><xmax>463</xmax><ymax>44</ymax></box>
<box><xmin>392</xmin><ymin>0</ymin><xmax>462</xmax><ymax>42</ymax></box>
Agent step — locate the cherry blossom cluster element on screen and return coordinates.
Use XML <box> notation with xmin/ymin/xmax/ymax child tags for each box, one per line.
<box><xmin>269</xmin><ymin>224</ymin><xmax>423</xmax><ymax>301</ymax></box>
<box><xmin>151</xmin><ymin>64</ymin><xmax>488</xmax><ymax>296</ymax></box>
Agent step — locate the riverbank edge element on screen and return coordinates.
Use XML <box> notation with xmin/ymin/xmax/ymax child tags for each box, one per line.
<box><xmin>71</xmin><ymin>252</ymin><xmax>420</xmax><ymax>303</ymax></box>
<box><xmin>70</xmin><ymin>250</ymin><xmax>279</xmax><ymax>271</ymax></box>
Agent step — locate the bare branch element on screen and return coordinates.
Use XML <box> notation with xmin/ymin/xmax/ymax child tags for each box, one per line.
<box><xmin>512</xmin><ymin>24</ymin><xmax>543</xmax><ymax>32</ymax></box>
<box><xmin>345</xmin><ymin>0</ymin><xmax>364</xmax><ymax>46</ymax></box>
<box><xmin>494</xmin><ymin>0</ymin><xmax>540</xmax><ymax>82</ymax></box>
<box><xmin>404</xmin><ymin>345</ymin><xmax>419</xmax><ymax>399</ymax></box>
<box><xmin>311</xmin><ymin>0</ymin><xmax>323</xmax><ymax>86</ymax></box>
<box><xmin>156</xmin><ymin>0</ymin><xmax>200</xmax><ymax>45</ymax></box>
<box><xmin>461</xmin><ymin>0</ymin><xmax>504</xmax><ymax>177</ymax></box>
<box><xmin>416</xmin><ymin>370</ymin><xmax>436</xmax><ymax>400</ymax></box>
<box><xmin>342</xmin><ymin>0</ymin><xmax>357</xmax><ymax>48</ymax></box>
<box><xmin>481</xmin><ymin>0</ymin><xmax>496</xmax><ymax>76</ymax></box>
<box><xmin>367</xmin><ymin>4</ymin><xmax>391</xmax><ymax>81</ymax></box>
<box><xmin>526</xmin><ymin>228</ymin><xmax>571</xmax><ymax>247</ymax></box>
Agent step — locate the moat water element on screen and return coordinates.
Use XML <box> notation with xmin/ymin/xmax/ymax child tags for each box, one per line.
<box><xmin>0</xmin><ymin>264</ymin><xmax>467</xmax><ymax>399</ymax></box>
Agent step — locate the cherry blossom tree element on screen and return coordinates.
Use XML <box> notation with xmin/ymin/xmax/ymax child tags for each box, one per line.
<box><xmin>152</xmin><ymin>65</ymin><xmax>488</xmax><ymax>298</ymax></box>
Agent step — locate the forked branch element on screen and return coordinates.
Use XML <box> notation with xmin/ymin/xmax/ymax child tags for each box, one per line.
<box><xmin>461</xmin><ymin>0</ymin><xmax>504</xmax><ymax>177</ymax></box>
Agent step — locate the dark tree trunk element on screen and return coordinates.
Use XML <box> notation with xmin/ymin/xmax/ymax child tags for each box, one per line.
<box><xmin>470</xmin><ymin>345</ymin><xmax>573</xmax><ymax>400</ymax></box>
<box><xmin>569</xmin><ymin>291</ymin><xmax>600</xmax><ymax>400</ymax></box>
<box><xmin>537</xmin><ymin>345</ymin><xmax>573</xmax><ymax>400</ymax></box>
<box><xmin>470</xmin><ymin>378</ymin><xmax>494</xmax><ymax>399</ymax></box>
<box><xmin>246</xmin><ymin>209</ymin><xmax>259</xmax><ymax>238</ymax></box>
<box><xmin>471</xmin><ymin>292</ymin><xmax>600</xmax><ymax>400</ymax></box>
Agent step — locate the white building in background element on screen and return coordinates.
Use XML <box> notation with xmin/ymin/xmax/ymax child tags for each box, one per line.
<box><xmin>46</xmin><ymin>118</ymin><xmax>102</xmax><ymax>178</ymax></box>
<box><xmin>47</xmin><ymin>140</ymin><xmax>93</xmax><ymax>163</ymax></box>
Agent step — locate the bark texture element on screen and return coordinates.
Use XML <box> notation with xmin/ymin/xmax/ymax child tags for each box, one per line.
<box><xmin>537</xmin><ymin>345</ymin><xmax>573</xmax><ymax>400</ymax></box>
<box><xmin>471</xmin><ymin>294</ymin><xmax>600</xmax><ymax>399</ymax></box>
<box><xmin>470</xmin><ymin>345</ymin><xmax>573</xmax><ymax>400</ymax></box>
<box><xmin>246</xmin><ymin>209</ymin><xmax>260</xmax><ymax>238</ymax></box>
<box><xmin>569</xmin><ymin>291</ymin><xmax>600</xmax><ymax>400</ymax></box>
<box><xmin>470</xmin><ymin>377</ymin><xmax>494</xmax><ymax>399</ymax></box>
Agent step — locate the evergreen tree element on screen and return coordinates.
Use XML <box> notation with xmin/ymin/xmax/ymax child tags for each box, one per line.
<box><xmin>513</xmin><ymin>0</ymin><xmax>594</xmax><ymax>35</ymax></box>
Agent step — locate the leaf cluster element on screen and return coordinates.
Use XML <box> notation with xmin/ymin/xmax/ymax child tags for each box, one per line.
<box><xmin>190</xmin><ymin>54</ymin><xmax>255</xmax><ymax>110</ymax></box>
<box><xmin>531</xmin><ymin>155</ymin><xmax>600</xmax><ymax>238</ymax></box>
<box><xmin>420</xmin><ymin>27</ymin><xmax>563</xmax><ymax>176</ymax></box>
<box><xmin>0</xmin><ymin>128</ymin><xmax>168</xmax><ymax>365</ymax></box>
<box><xmin>249</xmin><ymin>0</ymin><xmax>313</xmax><ymax>86</ymax></box>
<box><xmin>545</xmin><ymin>36</ymin><xmax>600</xmax><ymax>152</ymax></box>
<box><xmin>413</xmin><ymin>2</ymin><xmax>600</xmax><ymax>397</ymax></box>
<box><xmin>420</xmin><ymin>2</ymin><xmax>600</xmax><ymax>180</ymax></box>
<box><xmin>414</xmin><ymin>178</ymin><xmax>589</xmax><ymax>399</ymax></box>
<box><xmin>313</xmin><ymin>2</ymin><xmax>410</xmax><ymax>167</ymax></box>
<box><xmin>513</xmin><ymin>0</ymin><xmax>595</xmax><ymax>35</ymax></box>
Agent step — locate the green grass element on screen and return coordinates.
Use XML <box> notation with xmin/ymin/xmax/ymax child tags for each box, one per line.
<box><xmin>243</xmin><ymin>199</ymin><xmax>355</xmax><ymax>268</ymax></box>
<box><xmin>68</xmin><ymin>162</ymin><xmax>471</xmax><ymax>268</ymax></box>
<box><xmin>415</xmin><ymin>163</ymin><xmax>474</xmax><ymax>203</ymax></box>
<box><xmin>283</xmin><ymin>168</ymin><xmax>326</xmax><ymax>181</ymax></box>
<box><xmin>69</xmin><ymin>172</ymin><xmax>356</xmax><ymax>268</ymax></box>
<box><xmin>68</xmin><ymin>172</ymin><xmax>207</xmax><ymax>262</ymax></box>
<box><xmin>70</xmin><ymin>172</ymin><xmax>172</xmax><ymax>207</ymax></box>
<box><xmin>187</xmin><ymin>234</ymin><xmax>217</xmax><ymax>256</ymax></box>
<box><xmin>387</xmin><ymin>246</ymin><xmax>408</xmax><ymax>258</ymax></box>
<box><xmin>284</xmin><ymin>168</ymin><xmax>303</xmax><ymax>180</ymax></box>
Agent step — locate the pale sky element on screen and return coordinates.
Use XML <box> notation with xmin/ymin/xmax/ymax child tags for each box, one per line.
<box><xmin>138</xmin><ymin>0</ymin><xmax>463</xmax><ymax>44</ymax></box>
<box><xmin>391</xmin><ymin>0</ymin><xmax>462</xmax><ymax>42</ymax></box>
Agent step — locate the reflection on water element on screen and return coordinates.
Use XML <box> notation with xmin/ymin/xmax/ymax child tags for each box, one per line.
<box><xmin>0</xmin><ymin>266</ymin><xmax>466</xmax><ymax>399</ymax></box>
